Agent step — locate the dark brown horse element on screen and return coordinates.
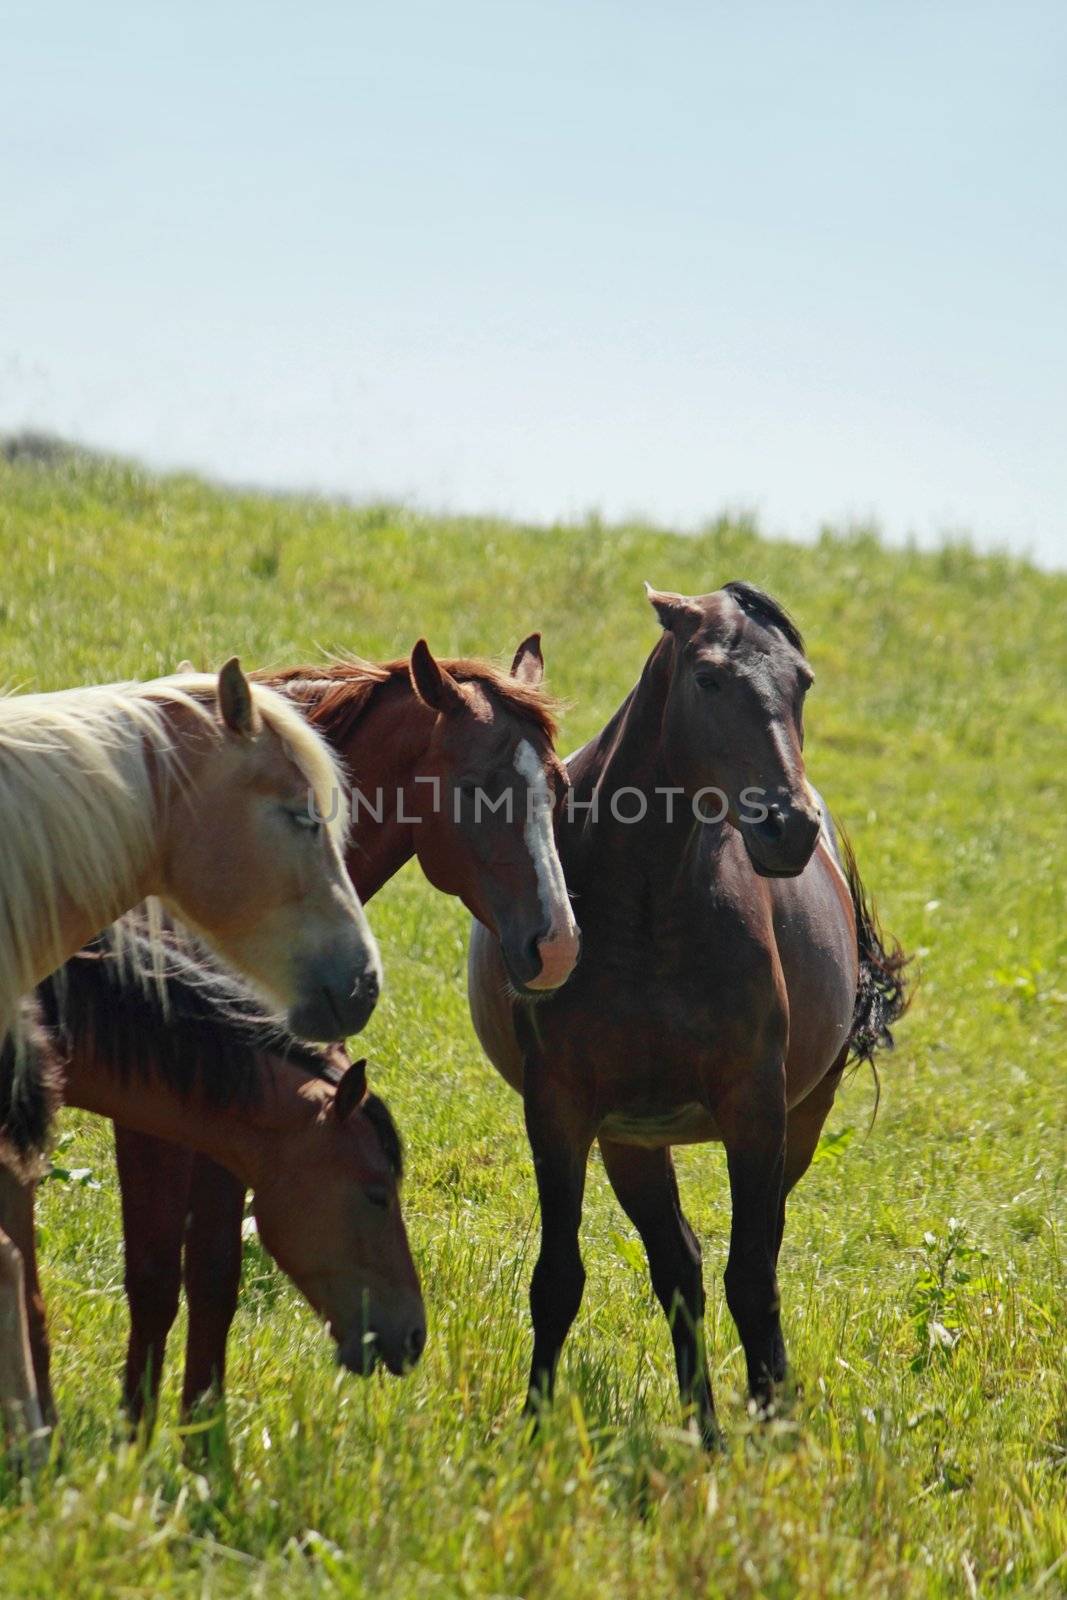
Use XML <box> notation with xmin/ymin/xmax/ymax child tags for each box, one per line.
<box><xmin>468</xmin><ymin>583</ymin><xmax>907</xmax><ymax>1443</ymax></box>
<box><xmin>109</xmin><ymin>639</ymin><xmax>576</xmax><ymax>1421</ymax></box>
<box><xmin>13</xmin><ymin>927</ymin><xmax>423</xmax><ymax>1432</ymax></box>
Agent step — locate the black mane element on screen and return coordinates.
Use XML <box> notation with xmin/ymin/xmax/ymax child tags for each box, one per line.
<box><xmin>724</xmin><ymin>581</ymin><xmax>806</xmax><ymax>656</ymax></box>
<box><xmin>36</xmin><ymin>923</ymin><xmax>328</xmax><ymax>1112</ymax></box>
<box><xmin>24</xmin><ymin>920</ymin><xmax>404</xmax><ymax>1176</ymax></box>
<box><xmin>362</xmin><ymin>1092</ymin><xmax>404</xmax><ymax>1180</ymax></box>
<box><xmin>1</xmin><ymin>920</ymin><xmax>405</xmax><ymax>1174</ymax></box>
<box><xmin>0</xmin><ymin>999</ymin><xmax>63</xmax><ymax>1174</ymax></box>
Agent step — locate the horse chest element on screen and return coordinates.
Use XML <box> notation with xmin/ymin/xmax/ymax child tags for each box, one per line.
<box><xmin>578</xmin><ymin>873</ymin><xmax>770</xmax><ymax>1028</ymax></box>
<box><xmin>536</xmin><ymin>977</ymin><xmax>738</xmax><ymax>1144</ymax></box>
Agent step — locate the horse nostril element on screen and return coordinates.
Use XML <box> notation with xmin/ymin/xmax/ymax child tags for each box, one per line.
<box><xmin>405</xmin><ymin>1324</ymin><xmax>426</xmax><ymax>1364</ymax></box>
<box><xmin>761</xmin><ymin>804</ymin><xmax>786</xmax><ymax>841</ymax></box>
<box><xmin>359</xmin><ymin>967</ymin><xmax>380</xmax><ymax>1004</ymax></box>
<box><xmin>523</xmin><ymin>930</ymin><xmax>548</xmax><ymax>976</ymax></box>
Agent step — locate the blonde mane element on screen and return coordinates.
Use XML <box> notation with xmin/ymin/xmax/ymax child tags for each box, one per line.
<box><xmin>0</xmin><ymin>672</ymin><xmax>347</xmax><ymax>1044</ymax></box>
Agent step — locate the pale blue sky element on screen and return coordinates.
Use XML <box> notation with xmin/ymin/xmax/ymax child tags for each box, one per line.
<box><xmin>3</xmin><ymin>2</ymin><xmax>1065</xmax><ymax>565</ymax></box>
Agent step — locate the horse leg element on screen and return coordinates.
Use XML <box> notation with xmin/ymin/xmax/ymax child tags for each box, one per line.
<box><xmin>769</xmin><ymin>1052</ymin><xmax>848</xmax><ymax>1382</ymax></box>
<box><xmin>523</xmin><ymin>1069</ymin><xmax>594</xmax><ymax>1417</ymax></box>
<box><xmin>0</xmin><ymin>1172</ymin><xmax>54</xmax><ymax>1428</ymax></box>
<box><xmin>114</xmin><ymin>1124</ymin><xmax>192</xmax><ymax>1431</ymax></box>
<box><xmin>715</xmin><ymin>1061</ymin><xmax>788</xmax><ymax>1410</ymax></box>
<box><xmin>599</xmin><ymin>1138</ymin><xmax>718</xmax><ymax>1446</ymax></box>
<box><xmin>0</xmin><ymin>1179</ymin><xmax>49</xmax><ymax>1471</ymax></box>
<box><xmin>180</xmin><ymin>1156</ymin><xmax>245</xmax><ymax>1418</ymax></box>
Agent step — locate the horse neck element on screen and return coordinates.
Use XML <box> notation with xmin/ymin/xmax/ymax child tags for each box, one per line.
<box><xmin>569</xmin><ymin>634</ymin><xmax>675</xmax><ymax>804</ymax></box>
<box><xmin>60</xmin><ymin>1041</ymin><xmax>322</xmax><ymax>1192</ymax></box>
<box><xmin>564</xmin><ymin>635</ymin><xmax>701</xmax><ymax>872</ymax></box>
<box><xmin>320</xmin><ymin>683</ymin><xmax>437</xmax><ymax>900</ymax></box>
<box><xmin>0</xmin><ymin>702</ymin><xmax>172</xmax><ymax>1022</ymax></box>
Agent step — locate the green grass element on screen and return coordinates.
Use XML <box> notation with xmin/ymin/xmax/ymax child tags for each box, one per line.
<box><xmin>1</xmin><ymin>442</ymin><xmax>1065</xmax><ymax>1597</ymax></box>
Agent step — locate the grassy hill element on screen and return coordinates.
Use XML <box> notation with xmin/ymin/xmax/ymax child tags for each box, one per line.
<box><xmin>1</xmin><ymin>443</ymin><xmax>1064</xmax><ymax>1597</ymax></box>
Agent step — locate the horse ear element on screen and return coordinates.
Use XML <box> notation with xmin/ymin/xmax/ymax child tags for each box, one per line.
<box><xmin>333</xmin><ymin>1058</ymin><xmax>368</xmax><ymax>1122</ymax></box>
<box><xmin>217</xmin><ymin>657</ymin><xmax>260</xmax><ymax>737</ymax></box>
<box><xmin>510</xmin><ymin>632</ymin><xmax>544</xmax><ymax>685</ymax></box>
<box><xmin>644</xmin><ymin>583</ymin><xmax>701</xmax><ymax>637</ymax></box>
<box><xmin>409</xmin><ymin>639</ymin><xmax>466</xmax><ymax>716</ymax></box>
<box><xmin>176</xmin><ymin>659</ymin><xmax>196</xmax><ymax>675</ymax></box>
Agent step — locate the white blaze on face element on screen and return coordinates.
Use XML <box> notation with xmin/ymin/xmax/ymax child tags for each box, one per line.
<box><xmin>514</xmin><ymin>739</ymin><xmax>580</xmax><ymax>989</ymax></box>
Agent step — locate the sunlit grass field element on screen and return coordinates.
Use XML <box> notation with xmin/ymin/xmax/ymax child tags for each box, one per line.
<box><xmin>1</xmin><ymin>440</ymin><xmax>1064</xmax><ymax>1597</ymax></box>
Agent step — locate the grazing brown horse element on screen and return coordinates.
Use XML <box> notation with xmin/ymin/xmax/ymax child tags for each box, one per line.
<box><xmin>468</xmin><ymin>583</ymin><xmax>908</xmax><ymax>1443</ymax></box>
<box><xmin>109</xmin><ymin>638</ymin><xmax>577</xmax><ymax>1421</ymax></box>
<box><xmin>14</xmin><ymin>929</ymin><xmax>424</xmax><ymax>1429</ymax></box>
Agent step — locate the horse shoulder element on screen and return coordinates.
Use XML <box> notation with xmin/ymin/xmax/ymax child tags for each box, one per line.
<box><xmin>769</xmin><ymin>846</ymin><xmax>858</xmax><ymax>1082</ymax></box>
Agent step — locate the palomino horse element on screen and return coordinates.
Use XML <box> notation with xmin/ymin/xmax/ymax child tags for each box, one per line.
<box><xmin>102</xmin><ymin>639</ymin><xmax>579</xmax><ymax>1421</ymax></box>
<box><xmin>0</xmin><ymin>661</ymin><xmax>380</xmax><ymax>1459</ymax></box>
<box><xmin>0</xmin><ymin>661</ymin><xmax>379</xmax><ymax>1043</ymax></box>
<box><xmin>469</xmin><ymin>584</ymin><xmax>908</xmax><ymax>1443</ymax></box>
<box><xmin>11</xmin><ymin>928</ymin><xmax>422</xmax><ymax>1432</ymax></box>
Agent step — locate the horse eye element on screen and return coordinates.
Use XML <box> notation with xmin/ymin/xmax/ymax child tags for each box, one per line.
<box><xmin>694</xmin><ymin>672</ymin><xmax>721</xmax><ymax>693</ymax></box>
<box><xmin>285</xmin><ymin>807</ymin><xmax>321</xmax><ymax>833</ymax></box>
<box><xmin>364</xmin><ymin>1183</ymin><xmax>390</xmax><ymax>1211</ymax></box>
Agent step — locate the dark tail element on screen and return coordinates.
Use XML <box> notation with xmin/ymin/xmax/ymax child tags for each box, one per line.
<box><xmin>837</xmin><ymin>828</ymin><xmax>910</xmax><ymax>1066</ymax></box>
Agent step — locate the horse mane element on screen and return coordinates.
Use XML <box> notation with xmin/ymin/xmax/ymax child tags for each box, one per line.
<box><xmin>0</xmin><ymin>679</ymin><xmax>209</xmax><ymax>1040</ymax></box>
<box><xmin>0</xmin><ymin>999</ymin><xmax>62</xmax><ymax>1179</ymax></box>
<box><xmin>723</xmin><ymin>582</ymin><xmax>806</xmax><ymax>656</ymax></box>
<box><xmin>362</xmin><ymin>1093</ymin><xmax>404</xmax><ymax>1180</ymax></box>
<box><xmin>0</xmin><ymin>673</ymin><xmax>347</xmax><ymax>1044</ymax></box>
<box><xmin>18</xmin><ymin>922</ymin><xmax>405</xmax><ymax>1178</ymax></box>
<box><xmin>265</xmin><ymin>656</ymin><xmax>559</xmax><ymax>747</ymax></box>
<box><xmin>303</xmin><ymin>1046</ymin><xmax>402</xmax><ymax>1178</ymax></box>
<box><xmin>34</xmin><ymin>923</ymin><xmax>330</xmax><ymax>1115</ymax></box>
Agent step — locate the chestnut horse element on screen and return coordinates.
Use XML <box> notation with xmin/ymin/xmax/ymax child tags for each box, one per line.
<box><xmin>107</xmin><ymin>638</ymin><xmax>578</xmax><ymax>1422</ymax></box>
<box><xmin>469</xmin><ymin>584</ymin><xmax>907</xmax><ymax>1443</ymax></box>
<box><xmin>12</xmin><ymin>927</ymin><xmax>422</xmax><ymax>1431</ymax></box>
<box><xmin>0</xmin><ymin>661</ymin><xmax>379</xmax><ymax>1460</ymax></box>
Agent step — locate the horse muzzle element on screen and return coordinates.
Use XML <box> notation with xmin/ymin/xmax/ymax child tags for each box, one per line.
<box><xmin>501</xmin><ymin>924</ymin><xmax>582</xmax><ymax>997</ymax></box>
<box><xmin>740</xmin><ymin>801</ymin><xmax>821</xmax><ymax>879</ymax></box>
<box><xmin>336</xmin><ymin>1318</ymin><xmax>426</xmax><ymax>1378</ymax></box>
<box><xmin>287</xmin><ymin>959</ymin><xmax>381</xmax><ymax>1042</ymax></box>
